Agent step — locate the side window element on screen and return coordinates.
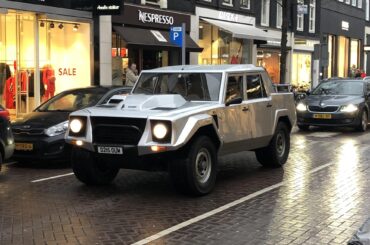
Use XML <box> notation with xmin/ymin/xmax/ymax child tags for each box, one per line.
<box><xmin>246</xmin><ymin>75</ymin><xmax>267</xmax><ymax>99</ymax></box>
<box><xmin>367</xmin><ymin>82</ymin><xmax>370</xmax><ymax>93</ymax></box>
<box><xmin>225</xmin><ymin>75</ymin><xmax>243</xmax><ymax>104</ymax></box>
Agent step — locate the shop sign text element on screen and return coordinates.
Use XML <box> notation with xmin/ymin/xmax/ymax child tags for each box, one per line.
<box><xmin>218</xmin><ymin>11</ymin><xmax>238</xmax><ymax>22</ymax></box>
<box><xmin>58</xmin><ymin>68</ymin><xmax>77</xmax><ymax>76</ymax></box>
<box><xmin>138</xmin><ymin>10</ymin><xmax>174</xmax><ymax>25</ymax></box>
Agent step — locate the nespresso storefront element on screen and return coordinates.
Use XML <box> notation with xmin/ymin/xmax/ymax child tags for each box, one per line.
<box><xmin>0</xmin><ymin>1</ymin><xmax>93</xmax><ymax>117</ymax></box>
<box><xmin>111</xmin><ymin>4</ymin><xmax>202</xmax><ymax>83</ymax></box>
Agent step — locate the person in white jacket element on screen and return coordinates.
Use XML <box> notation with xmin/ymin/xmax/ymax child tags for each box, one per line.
<box><xmin>125</xmin><ymin>63</ymin><xmax>139</xmax><ymax>86</ymax></box>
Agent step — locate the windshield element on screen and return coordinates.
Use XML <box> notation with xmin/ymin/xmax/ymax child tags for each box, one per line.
<box><xmin>37</xmin><ymin>90</ymin><xmax>107</xmax><ymax>112</ymax></box>
<box><xmin>312</xmin><ymin>81</ymin><xmax>364</xmax><ymax>96</ymax></box>
<box><xmin>133</xmin><ymin>73</ymin><xmax>222</xmax><ymax>101</ymax></box>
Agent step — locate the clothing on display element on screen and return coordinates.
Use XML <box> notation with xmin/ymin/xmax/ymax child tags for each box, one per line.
<box><xmin>42</xmin><ymin>65</ymin><xmax>56</xmax><ymax>100</ymax></box>
<box><xmin>4</xmin><ymin>76</ymin><xmax>15</xmax><ymax>109</ymax></box>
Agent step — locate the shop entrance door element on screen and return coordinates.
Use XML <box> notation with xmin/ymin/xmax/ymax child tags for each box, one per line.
<box><xmin>142</xmin><ymin>50</ymin><xmax>168</xmax><ymax>70</ymax></box>
<box><xmin>0</xmin><ymin>11</ymin><xmax>35</xmax><ymax>118</ymax></box>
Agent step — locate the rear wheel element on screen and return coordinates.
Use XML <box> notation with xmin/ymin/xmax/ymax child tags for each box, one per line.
<box><xmin>255</xmin><ymin>122</ymin><xmax>290</xmax><ymax>168</ymax></box>
<box><xmin>169</xmin><ymin>136</ymin><xmax>217</xmax><ymax>196</ymax></box>
<box><xmin>71</xmin><ymin>147</ymin><xmax>119</xmax><ymax>185</ymax></box>
<box><xmin>356</xmin><ymin>110</ymin><xmax>368</xmax><ymax>132</ymax></box>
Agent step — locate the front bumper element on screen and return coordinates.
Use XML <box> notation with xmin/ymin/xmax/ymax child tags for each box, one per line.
<box><xmin>12</xmin><ymin>133</ymin><xmax>71</xmax><ymax>161</ymax></box>
<box><xmin>297</xmin><ymin>110</ymin><xmax>360</xmax><ymax>127</ymax></box>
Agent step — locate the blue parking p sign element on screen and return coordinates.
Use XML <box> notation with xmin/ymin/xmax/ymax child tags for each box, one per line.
<box><xmin>170</xmin><ymin>26</ymin><xmax>183</xmax><ymax>47</ymax></box>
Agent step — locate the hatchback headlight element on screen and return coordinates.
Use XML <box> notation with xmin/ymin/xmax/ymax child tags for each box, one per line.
<box><xmin>296</xmin><ymin>103</ymin><xmax>307</xmax><ymax>112</ymax></box>
<box><xmin>340</xmin><ymin>104</ymin><xmax>358</xmax><ymax>113</ymax></box>
<box><xmin>45</xmin><ymin>120</ymin><xmax>69</xmax><ymax>137</ymax></box>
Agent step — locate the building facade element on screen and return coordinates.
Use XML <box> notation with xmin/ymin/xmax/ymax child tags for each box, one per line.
<box><xmin>0</xmin><ymin>0</ymin><xmax>94</xmax><ymax>117</ymax></box>
<box><xmin>320</xmin><ymin>0</ymin><xmax>365</xmax><ymax>79</ymax></box>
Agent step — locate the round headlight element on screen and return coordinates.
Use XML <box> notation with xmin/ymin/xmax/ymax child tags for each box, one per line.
<box><xmin>296</xmin><ymin>103</ymin><xmax>307</xmax><ymax>112</ymax></box>
<box><xmin>70</xmin><ymin>119</ymin><xmax>83</xmax><ymax>133</ymax></box>
<box><xmin>153</xmin><ymin>123</ymin><xmax>168</xmax><ymax>139</ymax></box>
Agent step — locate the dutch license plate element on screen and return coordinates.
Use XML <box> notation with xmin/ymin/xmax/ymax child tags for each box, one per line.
<box><xmin>15</xmin><ymin>143</ymin><xmax>33</xmax><ymax>151</ymax></box>
<box><xmin>97</xmin><ymin>146</ymin><xmax>123</xmax><ymax>155</ymax></box>
<box><xmin>313</xmin><ymin>114</ymin><xmax>332</xmax><ymax>119</ymax></box>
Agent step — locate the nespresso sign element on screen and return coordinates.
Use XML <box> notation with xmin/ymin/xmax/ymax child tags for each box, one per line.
<box><xmin>7</xmin><ymin>0</ymin><xmax>123</xmax><ymax>15</ymax></box>
<box><xmin>113</xmin><ymin>5</ymin><xmax>190</xmax><ymax>32</ymax></box>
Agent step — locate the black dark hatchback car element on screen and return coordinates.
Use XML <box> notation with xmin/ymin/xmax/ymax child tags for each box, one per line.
<box><xmin>11</xmin><ymin>86</ymin><xmax>131</xmax><ymax>163</ymax></box>
<box><xmin>296</xmin><ymin>79</ymin><xmax>370</xmax><ymax>131</ymax></box>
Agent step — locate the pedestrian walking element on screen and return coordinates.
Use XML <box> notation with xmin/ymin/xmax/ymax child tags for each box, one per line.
<box><xmin>125</xmin><ymin>62</ymin><xmax>139</xmax><ymax>86</ymax></box>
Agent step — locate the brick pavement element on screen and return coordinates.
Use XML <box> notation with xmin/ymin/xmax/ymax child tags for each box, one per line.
<box><xmin>0</xmin><ymin>129</ymin><xmax>369</xmax><ymax>244</ymax></box>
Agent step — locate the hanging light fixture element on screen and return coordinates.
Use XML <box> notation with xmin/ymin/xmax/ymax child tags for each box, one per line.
<box><xmin>58</xmin><ymin>23</ymin><xmax>64</xmax><ymax>29</ymax></box>
<box><xmin>73</xmin><ymin>24</ymin><xmax>79</xmax><ymax>31</ymax></box>
<box><xmin>40</xmin><ymin>21</ymin><xmax>45</xmax><ymax>27</ymax></box>
<box><xmin>50</xmin><ymin>22</ymin><xmax>55</xmax><ymax>29</ymax></box>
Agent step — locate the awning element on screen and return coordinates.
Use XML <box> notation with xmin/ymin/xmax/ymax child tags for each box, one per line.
<box><xmin>113</xmin><ymin>26</ymin><xmax>203</xmax><ymax>52</ymax></box>
<box><xmin>201</xmin><ymin>18</ymin><xmax>281</xmax><ymax>42</ymax></box>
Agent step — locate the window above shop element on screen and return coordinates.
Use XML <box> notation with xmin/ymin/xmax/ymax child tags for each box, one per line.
<box><xmin>261</xmin><ymin>0</ymin><xmax>270</xmax><ymax>27</ymax></box>
<box><xmin>309</xmin><ymin>0</ymin><xmax>316</xmax><ymax>33</ymax></box>
<box><xmin>141</xmin><ymin>0</ymin><xmax>167</xmax><ymax>8</ymax></box>
<box><xmin>276</xmin><ymin>0</ymin><xmax>282</xmax><ymax>28</ymax></box>
<box><xmin>240</xmin><ymin>0</ymin><xmax>250</xmax><ymax>9</ymax></box>
<box><xmin>222</xmin><ymin>0</ymin><xmax>233</xmax><ymax>6</ymax></box>
<box><xmin>297</xmin><ymin>0</ymin><xmax>304</xmax><ymax>31</ymax></box>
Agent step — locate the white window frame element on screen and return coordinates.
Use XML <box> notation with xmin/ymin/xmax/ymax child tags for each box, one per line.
<box><xmin>358</xmin><ymin>0</ymin><xmax>363</xmax><ymax>8</ymax></box>
<box><xmin>309</xmin><ymin>0</ymin><xmax>316</xmax><ymax>33</ymax></box>
<box><xmin>276</xmin><ymin>0</ymin><xmax>282</xmax><ymax>28</ymax></box>
<box><xmin>367</xmin><ymin>0</ymin><xmax>370</xmax><ymax>20</ymax></box>
<box><xmin>352</xmin><ymin>0</ymin><xmax>357</xmax><ymax>6</ymax></box>
<box><xmin>338</xmin><ymin>0</ymin><xmax>344</xmax><ymax>2</ymax></box>
<box><xmin>261</xmin><ymin>0</ymin><xmax>270</xmax><ymax>26</ymax></box>
<box><xmin>297</xmin><ymin>0</ymin><xmax>304</xmax><ymax>31</ymax></box>
<box><xmin>345</xmin><ymin>0</ymin><xmax>351</xmax><ymax>4</ymax></box>
<box><xmin>222</xmin><ymin>0</ymin><xmax>233</xmax><ymax>6</ymax></box>
<box><xmin>240</xmin><ymin>0</ymin><xmax>250</xmax><ymax>9</ymax></box>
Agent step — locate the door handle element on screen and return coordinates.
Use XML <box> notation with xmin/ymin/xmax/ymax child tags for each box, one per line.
<box><xmin>242</xmin><ymin>107</ymin><xmax>249</xmax><ymax>112</ymax></box>
<box><xmin>266</xmin><ymin>103</ymin><xmax>273</xmax><ymax>108</ymax></box>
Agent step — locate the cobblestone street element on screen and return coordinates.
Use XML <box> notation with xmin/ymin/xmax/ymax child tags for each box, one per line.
<box><xmin>1</xmin><ymin>128</ymin><xmax>370</xmax><ymax>244</ymax></box>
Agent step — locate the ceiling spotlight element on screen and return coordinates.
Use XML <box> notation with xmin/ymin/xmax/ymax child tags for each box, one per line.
<box><xmin>58</xmin><ymin>23</ymin><xmax>64</xmax><ymax>29</ymax></box>
<box><xmin>50</xmin><ymin>22</ymin><xmax>55</xmax><ymax>29</ymax></box>
<box><xmin>73</xmin><ymin>24</ymin><xmax>79</xmax><ymax>31</ymax></box>
<box><xmin>40</xmin><ymin>21</ymin><xmax>45</xmax><ymax>27</ymax></box>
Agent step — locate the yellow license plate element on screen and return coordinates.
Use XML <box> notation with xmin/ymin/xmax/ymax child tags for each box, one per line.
<box><xmin>313</xmin><ymin>114</ymin><xmax>332</xmax><ymax>119</ymax></box>
<box><xmin>15</xmin><ymin>143</ymin><xmax>33</xmax><ymax>151</ymax></box>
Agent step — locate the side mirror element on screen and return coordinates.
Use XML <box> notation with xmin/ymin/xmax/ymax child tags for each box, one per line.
<box><xmin>226</xmin><ymin>97</ymin><xmax>243</xmax><ymax>106</ymax></box>
<box><xmin>306</xmin><ymin>90</ymin><xmax>311</xmax><ymax>95</ymax></box>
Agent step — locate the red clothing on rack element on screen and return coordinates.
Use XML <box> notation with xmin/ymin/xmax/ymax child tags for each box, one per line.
<box><xmin>4</xmin><ymin>77</ymin><xmax>15</xmax><ymax>109</ymax></box>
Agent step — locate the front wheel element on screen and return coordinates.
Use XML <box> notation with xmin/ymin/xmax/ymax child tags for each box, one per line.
<box><xmin>356</xmin><ymin>110</ymin><xmax>368</xmax><ymax>132</ymax></box>
<box><xmin>169</xmin><ymin>136</ymin><xmax>217</xmax><ymax>196</ymax></box>
<box><xmin>255</xmin><ymin>122</ymin><xmax>290</xmax><ymax>168</ymax></box>
<box><xmin>71</xmin><ymin>147</ymin><xmax>119</xmax><ymax>185</ymax></box>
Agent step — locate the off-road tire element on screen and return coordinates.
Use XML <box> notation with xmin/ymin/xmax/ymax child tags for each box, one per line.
<box><xmin>255</xmin><ymin>122</ymin><xmax>290</xmax><ymax>168</ymax></box>
<box><xmin>356</xmin><ymin>110</ymin><xmax>368</xmax><ymax>132</ymax></box>
<box><xmin>169</xmin><ymin>136</ymin><xmax>217</xmax><ymax>196</ymax></box>
<box><xmin>71</xmin><ymin>147</ymin><xmax>119</xmax><ymax>185</ymax></box>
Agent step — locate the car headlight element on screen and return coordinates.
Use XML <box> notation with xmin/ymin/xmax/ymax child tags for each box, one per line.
<box><xmin>296</xmin><ymin>103</ymin><xmax>307</xmax><ymax>112</ymax></box>
<box><xmin>70</xmin><ymin>119</ymin><xmax>83</xmax><ymax>133</ymax></box>
<box><xmin>153</xmin><ymin>123</ymin><xmax>168</xmax><ymax>139</ymax></box>
<box><xmin>44</xmin><ymin>120</ymin><xmax>69</xmax><ymax>137</ymax></box>
<box><xmin>340</xmin><ymin>104</ymin><xmax>358</xmax><ymax>113</ymax></box>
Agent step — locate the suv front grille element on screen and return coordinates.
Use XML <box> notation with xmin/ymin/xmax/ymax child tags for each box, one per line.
<box><xmin>12</xmin><ymin>127</ymin><xmax>44</xmax><ymax>136</ymax></box>
<box><xmin>91</xmin><ymin>117</ymin><xmax>147</xmax><ymax>145</ymax></box>
<box><xmin>308</xmin><ymin>106</ymin><xmax>339</xmax><ymax>112</ymax></box>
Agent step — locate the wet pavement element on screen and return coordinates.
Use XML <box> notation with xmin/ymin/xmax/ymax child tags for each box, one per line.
<box><xmin>1</xmin><ymin>127</ymin><xmax>370</xmax><ymax>244</ymax></box>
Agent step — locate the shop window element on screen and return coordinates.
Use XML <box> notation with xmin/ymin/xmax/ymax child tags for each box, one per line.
<box><xmin>309</xmin><ymin>0</ymin><xmax>316</xmax><ymax>33</ymax></box>
<box><xmin>39</xmin><ymin>20</ymin><xmax>91</xmax><ymax>102</ymax></box>
<box><xmin>246</xmin><ymin>75</ymin><xmax>266</xmax><ymax>99</ymax></box>
<box><xmin>257</xmin><ymin>50</ymin><xmax>281</xmax><ymax>84</ymax></box>
<box><xmin>261</xmin><ymin>0</ymin><xmax>270</xmax><ymax>26</ymax></box>
<box><xmin>226</xmin><ymin>75</ymin><xmax>243</xmax><ymax>104</ymax></box>
<box><xmin>292</xmin><ymin>53</ymin><xmax>312</xmax><ymax>90</ymax></box>
<box><xmin>276</xmin><ymin>0</ymin><xmax>283</xmax><ymax>28</ymax></box>
<box><xmin>350</xmin><ymin>39</ymin><xmax>360</xmax><ymax>76</ymax></box>
<box><xmin>337</xmin><ymin>36</ymin><xmax>349</xmax><ymax>77</ymax></box>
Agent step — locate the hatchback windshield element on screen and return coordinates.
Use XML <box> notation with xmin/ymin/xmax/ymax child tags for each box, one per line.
<box><xmin>133</xmin><ymin>73</ymin><xmax>222</xmax><ymax>101</ymax></box>
<box><xmin>37</xmin><ymin>90</ymin><xmax>107</xmax><ymax>112</ymax></box>
<box><xmin>312</xmin><ymin>81</ymin><xmax>364</xmax><ymax>96</ymax></box>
